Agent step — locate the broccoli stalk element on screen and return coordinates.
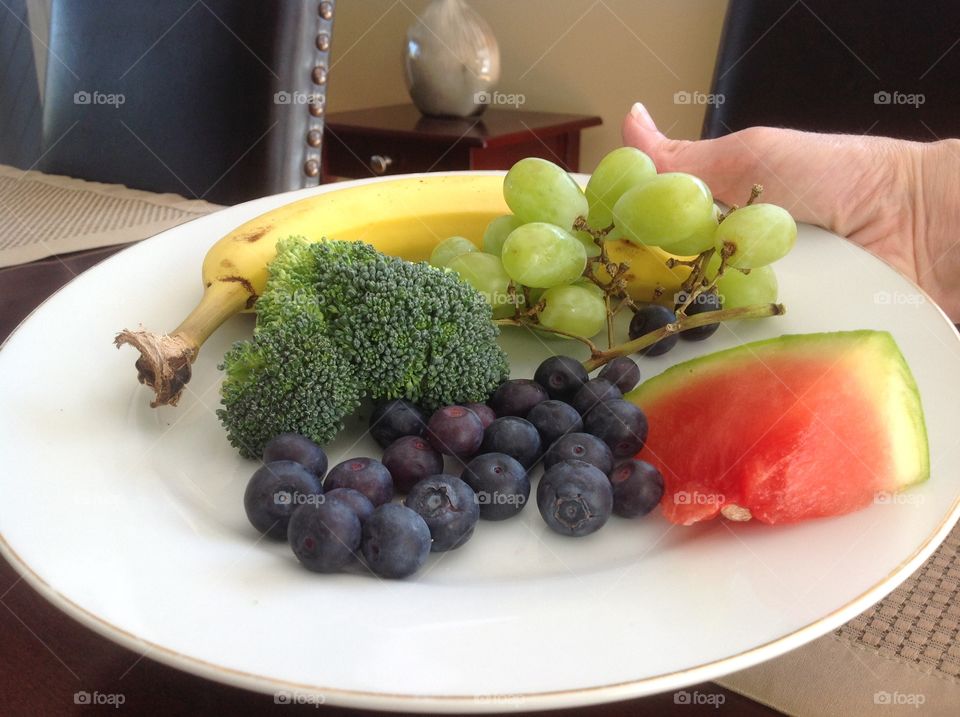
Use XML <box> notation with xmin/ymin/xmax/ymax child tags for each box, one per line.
<box><xmin>217</xmin><ymin>237</ymin><xmax>509</xmax><ymax>458</ymax></box>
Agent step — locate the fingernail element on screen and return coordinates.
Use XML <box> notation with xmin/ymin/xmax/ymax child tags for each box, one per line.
<box><xmin>630</xmin><ymin>102</ymin><xmax>657</xmax><ymax>132</ymax></box>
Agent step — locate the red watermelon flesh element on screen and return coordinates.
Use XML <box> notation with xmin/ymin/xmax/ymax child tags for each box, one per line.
<box><xmin>625</xmin><ymin>331</ymin><xmax>928</xmax><ymax>525</ymax></box>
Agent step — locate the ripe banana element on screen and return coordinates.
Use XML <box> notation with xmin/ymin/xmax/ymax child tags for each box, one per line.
<box><xmin>115</xmin><ymin>174</ymin><xmax>689</xmax><ymax>407</ymax></box>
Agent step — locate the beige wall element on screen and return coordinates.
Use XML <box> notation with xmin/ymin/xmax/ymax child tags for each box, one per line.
<box><xmin>327</xmin><ymin>0</ymin><xmax>729</xmax><ymax>171</ymax></box>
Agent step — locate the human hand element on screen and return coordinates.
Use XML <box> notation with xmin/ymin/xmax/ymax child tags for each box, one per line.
<box><xmin>622</xmin><ymin>102</ymin><xmax>960</xmax><ymax>321</ymax></box>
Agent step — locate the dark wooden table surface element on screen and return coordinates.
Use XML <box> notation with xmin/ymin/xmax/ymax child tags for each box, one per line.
<box><xmin>0</xmin><ymin>246</ymin><xmax>781</xmax><ymax>716</ymax></box>
<box><xmin>323</xmin><ymin>104</ymin><xmax>602</xmax><ymax>180</ymax></box>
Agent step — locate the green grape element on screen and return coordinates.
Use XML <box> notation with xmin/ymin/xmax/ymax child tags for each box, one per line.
<box><xmin>715</xmin><ymin>203</ymin><xmax>797</xmax><ymax>269</ymax></box>
<box><xmin>706</xmin><ymin>254</ymin><xmax>779</xmax><ymax>308</ymax></box>
<box><xmin>585</xmin><ymin>147</ymin><xmax>656</xmax><ymax>229</ymax></box>
<box><xmin>664</xmin><ymin>209</ymin><xmax>719</xmax><ymax>256</ymax></box>
<box><xmin>501</xmin><ymin>222</ymin><xmax>587</xmax><ymax>288</ymax></box>
<box><xmin>571</xmin><ymin>277</ymin><xmax>606</xmax><ymax>300</ymax></box>
<box><xmin>447</xmin><ymin>252</ymin><xmax>518</xmax><ymax>319</ymax></box>
<box><xmin>612</xmin><ymin>172</ymin><xmax>715</xmax><ymax>249</ymax></box>
<box><xmin>538</xmin><ymin>284</ymin><xmax>607</xmax><ymax>339</ymax></box>
<box><xmin>482</xmin><ymin>215</ymin><xmax>524</xmax><ymax>256</ymax></box>
<box><xmin>503</xmin><ymin>158</ymin><xmax>589</xmax><ymax>230</ymax></box>
<box><xmin>573</xmin><ymin>230</ymin><xmax>602</xmax><ymax>258</ymax></box>
<box><xmin>526</xmin><ymin>286</ymin><xmax>545</xmax><ymax>305</ymax></box>
<box><xmin>430</xmin><ymin>236</ymin><xmax>477</xmax><ymax>267</ymax></box>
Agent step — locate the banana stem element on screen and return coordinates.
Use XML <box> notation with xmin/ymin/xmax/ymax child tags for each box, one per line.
<box><xmin>114</xmin><ymin>281</ymin><xmax>252</xmax><ymax>407</ymax></box>
<box><xmin>174</xmin><ymin>280</ymin><xmax>255</xmax><ymax>346</ymax></box>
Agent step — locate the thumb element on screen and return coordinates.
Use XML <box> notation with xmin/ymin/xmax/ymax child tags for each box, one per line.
<box><xmin>621</xmin><ymin>102</ymin><xmax>754</xmax><ymax>205</ymax></box>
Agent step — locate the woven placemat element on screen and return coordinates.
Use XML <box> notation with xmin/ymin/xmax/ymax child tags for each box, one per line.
<box><xmin>718</xmin><ymin>520</ymin><xmax>960</xmax><ymax>715</ymax></box>
<box><xmin>837</xmin><ymin>521</ymin><xmax>960</xmax><ymax>677</ymax></box>
<box><xmin>0</xmin><ymin>164</ymin><xmax>221</xmax><ymax>267</ymax></box>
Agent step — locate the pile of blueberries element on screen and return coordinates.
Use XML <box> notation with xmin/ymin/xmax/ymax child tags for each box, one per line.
<box><xmin>242</xmin><ymin>354</ymin><xmax>665</xmax><ymax>580</ymax></box>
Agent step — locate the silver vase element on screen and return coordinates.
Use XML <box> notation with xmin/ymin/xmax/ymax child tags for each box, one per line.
<box><xmin>403</xmin><ymin>0</ymin><xmax>500</xmax><ymax>118</ymax></box>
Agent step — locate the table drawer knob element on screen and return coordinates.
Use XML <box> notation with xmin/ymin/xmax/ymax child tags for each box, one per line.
<box><xmin>369</xmin><ymin>155</ymin><xmax>394</xmax><ymax>175</ymax></box>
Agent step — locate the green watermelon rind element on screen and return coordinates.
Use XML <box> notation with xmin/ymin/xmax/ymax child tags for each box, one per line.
<box><xmin>625</xmin><ymin>330</ymin><xmax>930</xmax><ymax>489</ymax></box>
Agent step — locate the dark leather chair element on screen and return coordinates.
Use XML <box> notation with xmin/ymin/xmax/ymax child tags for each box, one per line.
<box><xmin>702</xmin><ymin>0</ymin><xmax>960</xmax><ymax>141</ymax></box>
<box><xmin>35</xmin><ymin>0</ymin><xmax>335</xmax><ymax>205</ymax></box>
<box><xmin>0</xmin><ymin>0</ymin><xmax>43</xmax><ymax>170</ymax></box>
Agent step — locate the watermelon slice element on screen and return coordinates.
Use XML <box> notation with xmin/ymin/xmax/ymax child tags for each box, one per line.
<box><xmin>626</xmin><ymin>331</ymin><xmax>929</xmax><ymax>525</ymax></box>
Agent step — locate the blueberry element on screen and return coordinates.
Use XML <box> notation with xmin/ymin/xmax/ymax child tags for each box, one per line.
<box><xmin>537</xmin><ymin>460</ymin><xmax>613</xmax><ymax>537</ymax></box>
<box><xmin>628</xmin><ymin>304</ymin><xmax>679</xmax><ymax>356</ymax></box>
<box><xmin>533</xmin><ymin>356</ymin><xmax>589</xmax><ymax>402</ymax></box>
<box><xmin>323</xmin><ymin>457</ymin><xmax>393</xmax><ymax>507</ymax></box>
<box><xmin>527</xmin><ymin>400</ymin><xmax>583</xmax><ymax>447</ymax></box>
<box><xmin>463</xmin><ymin>402</ymin><xmax>496</xmax><ymax>429</ymax></box>
<box><xmin>369</xmin><ymin>399</ymin><xmax>427</xmax><ymax>449</ymax></box>
<box><xmin>544</xmin><ymin>432</ymin><xmax>614</xmax><ymax>475</ymax></box>
<box><xmin>324</xmin><ymin>488</ymin><xmax>375</xmax><ymax>523</ymax></box>
<box><xmin>597</xmin><ymin>356</ymin><xmax>641</xmax><ymax>394</ymax></box>
<box><xmin>609</xmin><ymin>459</ymin><xmax>664</xmax><ymax>518</ymax></box>
<box><xmin>425</xmin><ymin>405</ymin><xmax>484</xmax><ymax>458</ymax></box>
<box><xmin>262</xmin><ymin>433</ymin><xmax>327</xmax><ymax>478</ymax></box>
<box><xmin>404</xmin><ymin>475</ymin><xmax>479</xmax><ymax>551</ymax></box>
<box><xmin>287</xmin><ymin>501</ymin><xmax>361</xmax><ymax>573</ymax></box>
<box><xmin>461</xmin><ymin>453</ymin><xmax>530</xmax><ymax>520</ymax></box>
<box><xmin>677</xmin><ymin>290</ymin><xmax>721</xmax><ymax>341</ymax></box>
<box><xmin>361</xmin><ymin>504</ymin><xmax>432</xmax><ymax>579</ymax></box>
<box><xmin>479</xmin><ymin>416</ymin><xmax>542</xmax><ymax>468</ymax></box>
<box><xmin>489</xmin><ymin>379</ymin><xmax>548</xmax><ymax>418</ymax></box>
<box><xmin>381</xmin><ymin>435</ymin><xmax>444</xmax><ymax>493</ymax></box>
<box><xmin>583</xmin><ymin>399</ymin><xmax>649</xmax><ymax>459</ymax></box>
<box><xmin>571</xmin><ymin>378</ymin><xmax>622</xmax><ymax>416</ymax></box>
<box><xmin>243</xmin><ymin>461</ymin><xmax>324</xmax><ymax>540</ymax></box>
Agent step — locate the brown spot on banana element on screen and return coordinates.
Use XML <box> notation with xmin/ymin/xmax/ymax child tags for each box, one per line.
<box><xmin>219</xmin><ymin>275</ymin><xmax>258</xmax><ymax>303</ymax></box>
<box><xmin>238</xmin><ymin>226</ymin><xmax>269</xmax><ymax>243</ymax></box>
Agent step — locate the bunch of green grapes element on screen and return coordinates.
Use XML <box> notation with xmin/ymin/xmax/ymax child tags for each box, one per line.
<box><xmin>430</xmin><ymin>148</ymin><xmax>795</xmax><ymax>345</ymax></box>
<box><xmin>430</xmin><ymin>156</ymin><xmax>616</xmax><ymax>338</ymax></box>
<box><xmin>606</xmin><ymin>161</ymin><xmax>793</xmax><ymax>310</ymax></box>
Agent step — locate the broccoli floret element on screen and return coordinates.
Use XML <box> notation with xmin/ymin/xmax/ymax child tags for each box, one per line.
<box><xmin>306</xmin><ymin>240</ymin><xmax>509</xmax><ymax>407</ymax></box>
<box><xmin>251</xmin><ymin>234</ymin><xmax>319</xmax><ymax>327</ymax></box>
<box><xmin>217</xmin><ymin>237</ymin><xmax>509</xmax><ymax>457</ymax></box>
<box><xmin>217</xmin><ymin>242</ymin><xmax>363</xmax><ymax>458</ymax></box>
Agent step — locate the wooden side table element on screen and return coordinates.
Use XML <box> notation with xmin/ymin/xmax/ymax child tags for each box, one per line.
<box><xmin>322</xmin><ymin>104</ymin><xmax>602</xmax><ymax>181</ymax></box>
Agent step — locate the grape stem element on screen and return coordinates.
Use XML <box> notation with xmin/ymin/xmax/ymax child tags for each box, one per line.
<box><xmin>580</xmin><ymin>302</ymin><xmax>786</xmax><ymax>372</ymax></box>
<box><xmin>674</xmin><ymin>244</ymin><xmax>734</xmax><ymax>318</ymax></box>
<box><xmin>494</xmin><ymin>317</ymin><xmax>600</xmax><ymax>354</ymax></box>
<box><xmin>720</xmin><ymin>184</ymin><xmax>764</xmax><ymax>223</ymax></box>
<box><xmin>496</xmin><ymin>302</ymin><xmax>786</xmax><ymax>371</ymax></box>
<box><xmin>570</xmin><ymin>215</ymin><xmax>640</xmax><ymax>339</ymax></box>
<box><xmin>604</xmin><ymin>291</ymin><xmax>614</xmax><ymax>348</ymax></box>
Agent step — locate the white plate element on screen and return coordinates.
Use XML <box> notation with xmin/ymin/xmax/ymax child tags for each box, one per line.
<box><xmin>1</xmin><ymin>172</ymin><xmax>959</xmax><ymax>713</ymax></box>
